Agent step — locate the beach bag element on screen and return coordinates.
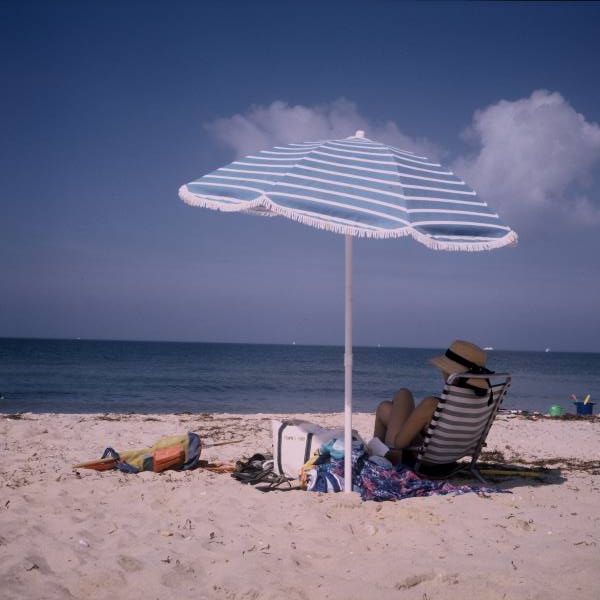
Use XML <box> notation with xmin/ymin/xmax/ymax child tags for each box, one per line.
<box><xmin>272</xmin><ymin>419</ymin><xmax>346</xmax><ymax>478</ymax></box>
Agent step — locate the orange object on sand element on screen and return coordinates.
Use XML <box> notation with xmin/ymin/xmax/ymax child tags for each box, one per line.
<box><xmin>73</xmin><ymin>456</ymin><xmax>119</xmax><ymax>471</ymax></box>
<box><xmin>73</xmin><ymin>433</ymin><xmax>201</xmax><ymax>473</ymax></box>
<box><xmin>152</xmin><ymin>446</ymin><xmax>185</xmax><ymax>472</ymax></box>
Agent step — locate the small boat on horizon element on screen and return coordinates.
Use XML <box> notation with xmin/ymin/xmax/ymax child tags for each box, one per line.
<box><xmin>545</xmin><ymin>348</ymin><xmax>551</xmax><ymax>353</ymax></box>
<box><xmin>484</xmin><ymin>347</ymin><xmax>494</xmax><ymax>351</ymax></box>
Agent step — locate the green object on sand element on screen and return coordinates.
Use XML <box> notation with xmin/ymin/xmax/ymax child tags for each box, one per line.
<box><xmin>549</xmin><ymin>404</ymin><xmax>564</xmax><ymax>417</ymax></box>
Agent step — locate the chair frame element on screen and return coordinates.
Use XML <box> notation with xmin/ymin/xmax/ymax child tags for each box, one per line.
<box><xmin>413</xmin><ymin>372</ymin><xmax>512</xmax><ymax>484</ymax></box>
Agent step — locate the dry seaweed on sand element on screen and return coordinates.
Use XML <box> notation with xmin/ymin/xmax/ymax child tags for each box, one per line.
<box><xmin>499</xmin><ymin>409</ymin><xmax>599</xmax><ymax>422</ymax></box>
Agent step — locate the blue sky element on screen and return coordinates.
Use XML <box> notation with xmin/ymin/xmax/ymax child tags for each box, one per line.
<box><xmin>2</xmin><ymin>1</ymin><xmax>600</xmax><ymax>351</ymax></box>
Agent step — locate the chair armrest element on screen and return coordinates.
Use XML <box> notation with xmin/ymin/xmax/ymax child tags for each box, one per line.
<box><xmin>446</xmin><ymin>372</ymin><xmax>511</xmax><ymax>385</ymax></box>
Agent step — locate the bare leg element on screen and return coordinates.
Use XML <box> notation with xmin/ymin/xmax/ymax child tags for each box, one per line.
<box><xmin>392</xmin><ymin>396</ymin><xmax>438</xmax><ymax>449</ymax></box>
<box><xmin>373</xmin><ymin>400</ymin><xmax>392</xmax><ymax>441</ymax></box>
<box><xmin>383</xmin><ymin>389</ymin><xmax>415</xmax><ymax>447</ymax></box>
<box><xmin>373</xmin><ymin>390</ymin><xmax>439</xmax><ymax>454</ymax></box>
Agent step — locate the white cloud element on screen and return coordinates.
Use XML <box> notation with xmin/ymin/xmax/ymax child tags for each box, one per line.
<box><xmin>205</xmin><ymin>98</ymin><xmax>439</xmax><ymax>159</ymax></box>
<box><xmin>453</xmin><ymin>90</ymin><xmax>600</xmax><ymax>225</ymax></box>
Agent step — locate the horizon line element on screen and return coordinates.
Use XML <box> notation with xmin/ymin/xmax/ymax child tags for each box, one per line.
<box><xmin>0</xmin><ymin>335</ymin><xmax>595</xmax><ymax>354</ymax></box>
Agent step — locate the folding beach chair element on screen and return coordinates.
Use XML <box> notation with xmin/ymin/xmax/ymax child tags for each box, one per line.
<box><xmin>412</xmin><ymin>372</ymin><xmax>511</xmax><ymax>484</ymax></box>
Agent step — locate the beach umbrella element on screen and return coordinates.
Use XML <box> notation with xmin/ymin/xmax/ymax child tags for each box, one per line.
<box><xmin>179</xmin><ymin>130</ymin><xmax>517</xmax><ymax>492</ymax></box>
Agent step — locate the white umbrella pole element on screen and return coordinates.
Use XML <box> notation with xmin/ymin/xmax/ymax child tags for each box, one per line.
<box><xmin>344</xmin><ymin>234</ymin><xmax>353</xmax><ymax>493</ymax></box>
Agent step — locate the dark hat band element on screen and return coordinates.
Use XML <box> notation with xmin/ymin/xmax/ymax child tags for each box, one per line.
<box><xmin>445</xmin><ymin>349</ymin><xmax>494</xmax><ymax>376</ymax></box>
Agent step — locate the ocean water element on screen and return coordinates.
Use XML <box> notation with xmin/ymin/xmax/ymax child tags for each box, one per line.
<box><xmin>0</xmin><ymin>338</ymin><xmax>598</xmax><ymax>415</ymax></box>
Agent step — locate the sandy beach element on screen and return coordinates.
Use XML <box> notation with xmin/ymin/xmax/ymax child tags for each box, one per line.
<box><xmin>1</xmin><ymin>411</ymin><xmax>599</xmax><ymax>600</ymax></box>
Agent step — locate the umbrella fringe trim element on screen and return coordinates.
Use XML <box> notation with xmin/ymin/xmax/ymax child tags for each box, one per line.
<box><xmin>179</xmin><ymin>186</ymin><xmax>518</xmax><ymax>252</ymax></box>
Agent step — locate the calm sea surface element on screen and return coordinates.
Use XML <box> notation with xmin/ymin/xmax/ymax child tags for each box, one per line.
<box><xmin>1</xmin><ymin>338</ymin><xmax>598</xmax><ymax>415</ymax></box>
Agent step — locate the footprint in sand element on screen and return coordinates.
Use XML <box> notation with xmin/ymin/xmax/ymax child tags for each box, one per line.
<box><xmin>160</xmin><ymin>560</ymin><xmax>201</xmax><ymax>589</ymax></box>
<box><xmin>117</xmin><ymin>554</ymin><xmax>144</xmax><ymax>572</ymax></box>
<box><xmin>512</xmin><ymin>518</ymin><xmax>536</xmax><ymax>532</ymax></box>
<box><xmin>24</xmin><ymin>555</ymin><xmax>54</xmax><ymax>576</ymax></box>
<box><xmin>395</xmin><ymin>572</ymin><xmax>435</xmax><ymax>590</ymax></box>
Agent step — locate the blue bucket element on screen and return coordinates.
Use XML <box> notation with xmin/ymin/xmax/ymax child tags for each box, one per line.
<box><xmin>573</xmin><ymin>402</ymin><xmax>595</xmax><ymax>416</ymax></box>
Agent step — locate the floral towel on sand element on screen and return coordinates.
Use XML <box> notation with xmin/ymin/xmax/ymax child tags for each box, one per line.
<box><xmin>307</xmin><ymin>442</ymin><xmax>498</xmax><ymax>502</ymax></box>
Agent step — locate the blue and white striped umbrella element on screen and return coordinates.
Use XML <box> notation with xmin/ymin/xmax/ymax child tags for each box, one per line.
<box><xmin>179</xmin><ymin>130</ymin><xmax>517</xmax><ymax>492</ymax></box>
<box><xmin>179</xmin><ymin>131</ymin><xmax>517</xmax><ymax>251</ymax></box>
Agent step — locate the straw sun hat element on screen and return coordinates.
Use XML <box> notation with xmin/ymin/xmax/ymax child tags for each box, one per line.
<box><xmin>430</xmin><ymin>340</ymin><xmax>493</xmax><ymax>390</ymax></box>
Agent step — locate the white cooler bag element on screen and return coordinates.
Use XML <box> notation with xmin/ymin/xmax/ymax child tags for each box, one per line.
<box><xmin>272</xmin><ymin>419</ymin><xmax>347</xmax><ymax>478</ymax></box>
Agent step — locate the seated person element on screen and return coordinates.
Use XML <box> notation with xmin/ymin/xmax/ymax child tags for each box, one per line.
<box><xmin>368</xmin><ymin>340</ymin><xmax>492</xmax><ymax>464</ymax></box>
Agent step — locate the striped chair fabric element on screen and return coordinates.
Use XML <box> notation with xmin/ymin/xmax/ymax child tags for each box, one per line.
<box><xmin>417</xmin><ymin>380</ymin><xmax>508</xmax><ymax>466</ymax></box>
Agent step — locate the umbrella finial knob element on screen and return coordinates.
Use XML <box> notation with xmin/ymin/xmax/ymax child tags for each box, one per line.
<box><xmin>355</xmin><ymin>130</ymin><xmax>365</xmax><ymax>138</ymax></box>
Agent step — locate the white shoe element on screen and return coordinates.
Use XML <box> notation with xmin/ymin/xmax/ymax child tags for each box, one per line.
<box><xmin>366</xmin><ymin>437</ymin><xmax>390</xmax><ymax>458</ymax></box>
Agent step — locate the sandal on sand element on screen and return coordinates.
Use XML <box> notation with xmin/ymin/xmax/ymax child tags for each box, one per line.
<box><xmin>232</xmin><ymin>453</ymin><xmax>292</xmax><ymax>489</ymax></box>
